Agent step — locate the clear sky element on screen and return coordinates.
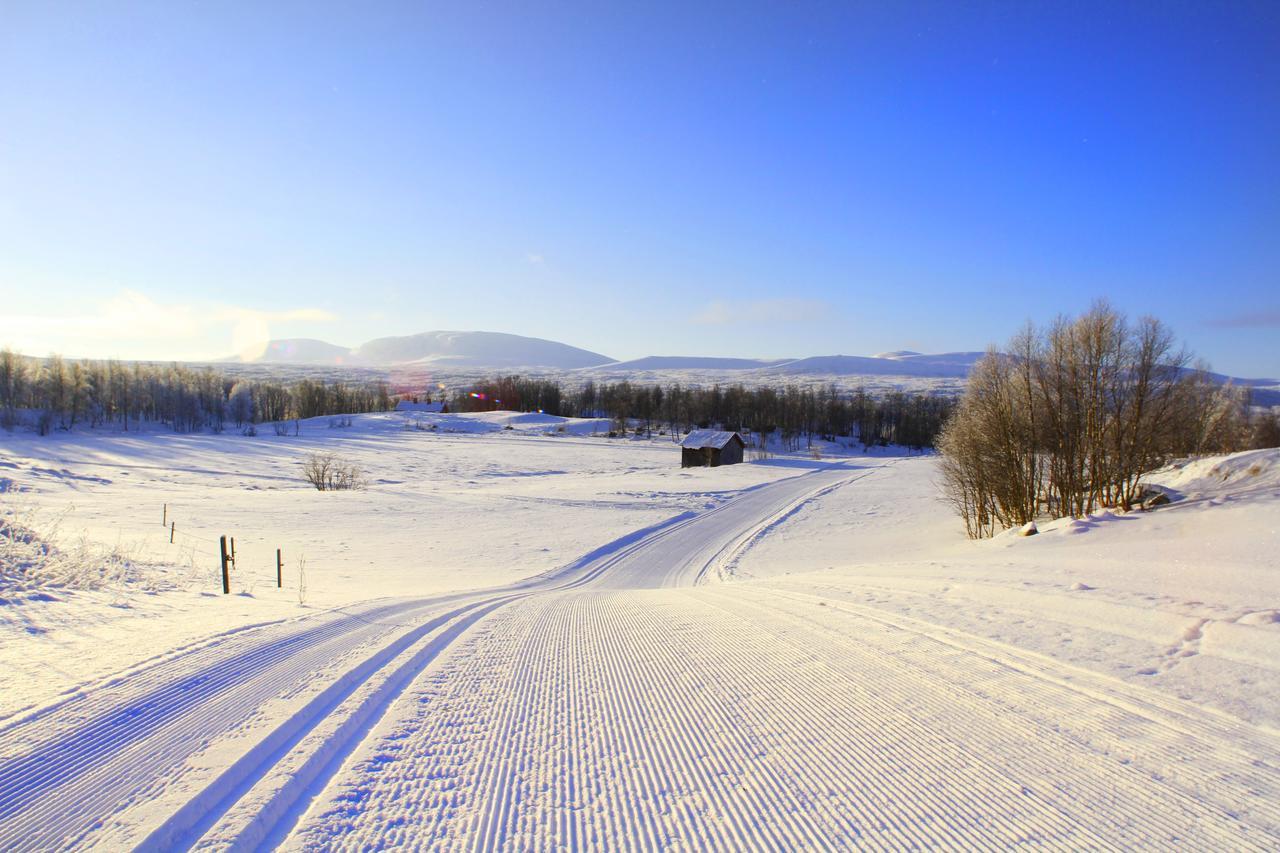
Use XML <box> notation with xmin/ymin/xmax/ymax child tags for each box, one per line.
<box><xmin>2</xmin><ymin>2</ymin><xmax>1278</xmax><ymax>376</ymax></box>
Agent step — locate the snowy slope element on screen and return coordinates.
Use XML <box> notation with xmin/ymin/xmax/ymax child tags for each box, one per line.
<box><xmin>1</xmin><ymin>424</ymin><xmax>1277</xmax><ymax>849</ymax></box>
<box><xmin>762</xmin><ymin>352</ymin><xmax>981</xmax><ymax>378</ymax></box>
<box><xmin>588</xmin><ymin>356</ymin><xmax>795</xmax><ymax>372</ymax></box>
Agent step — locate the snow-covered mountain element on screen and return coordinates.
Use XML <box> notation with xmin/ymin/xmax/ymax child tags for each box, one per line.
<box><xmin>236</xmin><ymin>334</ymin><xmax>1277</xmax><ymax>398</ymax></box>
<box><xmin>242</xmin><ymin>331</ymin><xmax>614</xmax><ymax>370</ymax></box>
<box><xmin>354</xmin><ymin>331</ymin><xmax>611</xmax><ymax>369</ymax></box>
<box><xmin>250</xmin><ymin>338</ymin><xmax>356</xmax><ymax>365</ymax></box>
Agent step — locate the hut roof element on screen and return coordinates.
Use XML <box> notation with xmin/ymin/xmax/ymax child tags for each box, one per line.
<box><xmin>395</xmin><ymin>400</ymin><xmax>445</xmax><ymax>413</ymax></box>
<box><xmin>681</xmin><ymin>430</ymin><xmax>744</xmax><ymax>450</ymax></box>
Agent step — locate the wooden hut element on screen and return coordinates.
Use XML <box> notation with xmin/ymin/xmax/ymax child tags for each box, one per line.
<box><xmin>680</xmin><ymin>430</ymin><xmax>746</xmax><ymax>467</ymax></box>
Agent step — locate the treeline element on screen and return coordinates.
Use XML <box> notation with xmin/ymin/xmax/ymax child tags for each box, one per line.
<box><xmin>938</xmin><ymin>303</ymin><xmax>1277</xmax><ymax>538</ymax></box>
<box><xmin>451</xmin><ymin>376</ymin><xmax>956</xmax><ymax>450</ymax></box>
<box><xmin>0</xmin><ymin>350</ymin><xmax>393</xmax><ymax>434</ymax></box>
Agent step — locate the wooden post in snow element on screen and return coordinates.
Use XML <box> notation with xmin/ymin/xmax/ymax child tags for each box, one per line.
<box><xmin>276</xmin><ymin>549</ymin><xmax>283</xmax><ymax>588</ymax></box>
<box><xmin>220</xmin><ymin>536</ymin><xmax>230</xmax><ymax>595</ymax></box>
<box><xmin>230</xmin><ymin>537</ymin><xmax>236</xmax><ymax>568</ymax></box>
<box><xmin>170</xmin><ymin>522</ymin><xmax>175</xmax><ymax>544</ymax></box>
<box><xmin>162</xmin><ymin>503</ymin><xmax>167</xmax><ymax>527</ymax></box>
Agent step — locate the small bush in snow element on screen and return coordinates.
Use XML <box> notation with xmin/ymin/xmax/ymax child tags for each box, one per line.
<box><xmin>302</xmin><ymin>453</ymin><xmax>367</xmax><ymax>492</ymax></box>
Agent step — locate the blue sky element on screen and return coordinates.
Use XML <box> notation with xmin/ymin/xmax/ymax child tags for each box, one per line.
<box><xmin>2</xmin><ymin>2</ymin><xmax>1278</xmax><ymax>375</ymax></box>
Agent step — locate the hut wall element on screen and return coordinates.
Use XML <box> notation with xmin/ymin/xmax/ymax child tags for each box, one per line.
<box><xmin>719</xmin><ymin>440</ymin><xmax>743</xmax><ymax>466</ymax></box>
<box><xmin>682</xmin><ymin>448</ymin><xmax>711</xmax><ymax>468</ymax></box>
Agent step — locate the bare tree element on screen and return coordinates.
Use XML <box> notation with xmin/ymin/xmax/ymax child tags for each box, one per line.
<box><xmin>302</xmin><ymin>452</ymin><xmax>366</xmax><ymax>491</ymax></box>
<box><xmin>941</xmin><ymin>303</ymin><xmax>1247</xmax><ymax>538</ymax></box>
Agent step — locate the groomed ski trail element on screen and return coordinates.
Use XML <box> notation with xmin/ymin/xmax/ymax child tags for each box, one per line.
<box><xmin>0</xmin><ymin>462</ymin><xmax>865</xmax><ymax>849</ymax></box>
<box><xmin>287</xmin><ymin>586</ymin><xmax>1280</xmax><ymax>850</ymax></box>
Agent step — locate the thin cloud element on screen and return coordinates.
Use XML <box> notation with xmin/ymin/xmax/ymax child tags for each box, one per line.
<box><xmin>1206</xmin><ymin>309</ymin><xmax>1280</xmax><ymax>329</ymax></box>
<box><xmin>0</xmin><ymin>289</ymin><xmax>337</xmax><ymax>361</ymax></box>
<box><xmin>692</xmin><ymin>298</ymin><xmax>832</xmax><ymax>326</ymax></box>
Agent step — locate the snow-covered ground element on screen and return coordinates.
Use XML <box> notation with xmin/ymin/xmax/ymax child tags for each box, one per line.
<box><xmin>1</xmin><ymin>412</ymin><xmax>1277</xmax><ymax>848</ymax></box>
<box><xmin>0</xmin><ymin>411</ymin><xmax>802</xmax><ymax>716</ymax></box>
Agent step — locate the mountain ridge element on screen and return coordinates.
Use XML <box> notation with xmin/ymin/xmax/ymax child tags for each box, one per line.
<box><xmin>234</xmin><ymin>331</ymin><xmax>1278</xmax><ymax>390</ymax></box>
<box><xmin>236</xmin><ymin>330</ymin><xmax>614</xmax><ymax>370</ymax></box>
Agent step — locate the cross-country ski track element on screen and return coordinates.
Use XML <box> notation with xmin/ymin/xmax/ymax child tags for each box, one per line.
<box><xmin>1</xmin><ymin>459</ymin><xmax>1278</xmax><ymax>850</ymax></box>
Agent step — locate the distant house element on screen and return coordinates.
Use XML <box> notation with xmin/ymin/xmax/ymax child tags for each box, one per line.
<box><xmin>395</xmin><ymin>400</ymin><xmax>447</xmax><ymax>413</ymax></box>
<box><xmin>680</xmin><ymin>430</ymin><xmax>745</xmax><ymax>467</ymax></box>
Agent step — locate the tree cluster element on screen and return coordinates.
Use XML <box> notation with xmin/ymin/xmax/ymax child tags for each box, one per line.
<box><xmin>0</xmin><ymin>350</ymin><xmax>393</xmax><ymax>435</ymax></box>
<box><xmin>937</xmin><ymin>304</ymin><xmax>1269</xmax><ymax>538</ymax></box>
<box><xmin>452</xmin><ymin>377</ymin><xmax>955</xmax><ymax>451</ymax></box>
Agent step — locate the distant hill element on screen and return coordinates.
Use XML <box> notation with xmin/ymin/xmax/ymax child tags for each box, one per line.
<box><xmin>246</xmin><ymin>338</ymin><xmax>356</xmax><ymax>365</ymax></box>
<box><xmin>758</xmin><ymin>353</ymin><xmax>982</xmax><ymax>379</ymax></box>
<box><xmin>589</xmin><ymin>356</ymin><xmax>795</xmax><ymax>372</ymax></box>
<box><xmin>235</xmin><ymin>335</ymin><xmax>1277</xmax><ymax>397</ymax></box>
<box><xmin>242</xmin><ymin>331</ymin><xmax>613</xmax><ymax>370</ymax></box>
<box><xmin>355</xmin><ymin>331</ymin><xmax>612</xmax><ymax>369</ymax></box>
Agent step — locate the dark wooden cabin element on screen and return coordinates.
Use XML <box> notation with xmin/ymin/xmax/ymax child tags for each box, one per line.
<box><xmin>680</xmin><ymin>430</ymin><xmax>746</xmax><ymax>467</ymax></box>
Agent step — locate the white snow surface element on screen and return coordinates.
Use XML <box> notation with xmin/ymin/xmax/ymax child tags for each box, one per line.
<box><xmin>1</xmin><ymin>415</ymin><xmax>1278</xmax><ymax>849</ymax></box>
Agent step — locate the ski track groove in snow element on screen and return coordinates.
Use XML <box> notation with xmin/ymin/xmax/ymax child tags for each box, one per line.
<box><xmin>704</xmin><ymin>588</ymin><xmax>1280</xmax><ymax>845</ymax></box>
<box><xmin>0</xmin><ymin>464</ymin><xmax>855</xmax><ymax>848</ymax></box>
<box><xmin>3</xmin><ymin>458</ymin><xmax>1279</xmax><ymax>849</ymax></box>
<box><xmin>290</xmin><ymin>585</ymin><xmax>1280</xmax><ymax>849</ymax></box>
<box><xmin>0</xmin><ymin>595</ymin><xmax>481</xmax><ymax>850</ymax></box>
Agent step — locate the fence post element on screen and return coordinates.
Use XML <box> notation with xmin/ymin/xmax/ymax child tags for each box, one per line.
<box><xmin>277</xmin><ymin>548</ymin><xmax>283</xmax><ymax>588</ymax></box>
<box><xmin>220</xmin><ymin>536</ymin><xmax>230</xmax><ymax>594</ymax></box>
<box><xmin>170</xmin><ymin>522</ymin><xmax>175</xmax><ymax>544</ymax></box>
<box><xmin>230</xmin><ymin>537</ymin><xmax>236</xmax><ymax>568</ymax></box>
<box><xmin>163</xmin><ymin>503</ymin><xmax>167</xmax><ymax>527</ymax></box>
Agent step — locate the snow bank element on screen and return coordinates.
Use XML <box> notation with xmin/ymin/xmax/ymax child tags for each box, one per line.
<box><xmin>1147</xmin><ymin>448</ymin><xmax>1280</xmax><ymax>499</ymax></box>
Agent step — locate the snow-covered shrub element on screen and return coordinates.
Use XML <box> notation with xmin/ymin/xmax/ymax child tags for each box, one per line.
<box><xmin>0</xmin><ymin>500</ymin><xmax>152</xmax><ymax>592</ymax></box>
<box><xmin>302</xmin><ymin>453</ymin><xmax>367</xmax><ymax>491</ymax></box>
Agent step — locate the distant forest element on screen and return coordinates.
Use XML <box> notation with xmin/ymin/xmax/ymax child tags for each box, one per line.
<box><xmin>447</xmin><ymin>377</ymin><xmax>955</xmax><ymax>450</ymax></box>
<box><xmin>0</xmin><ymin>349</ymin><xmax>953</xmax><ymax>449</ymax></box>
<box><xmin>7</xmin><ymin>345</ymin><xmax>1271</xmax><ymax>460</ymax></box>
<box><xmin>0</xmin><ymin>350</ymin><xmax>393</xmax><ymax>435</ymax></box>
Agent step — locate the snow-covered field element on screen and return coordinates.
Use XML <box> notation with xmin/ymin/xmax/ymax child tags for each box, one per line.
<box><xmin>1</xmin><ymin>411</ymin><xmax>1277</xmax><ymax>849</ymax></box>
